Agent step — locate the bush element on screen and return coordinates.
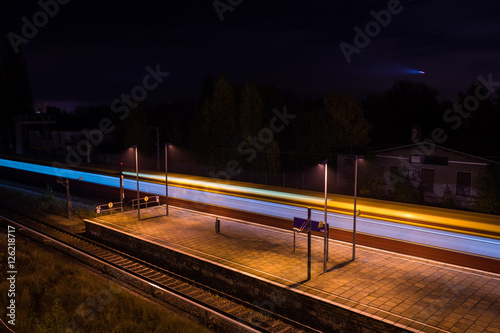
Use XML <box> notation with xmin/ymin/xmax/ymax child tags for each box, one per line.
<box><xmin>474</xmin><ymin>165</ymin><xmax>500</xmax><ymax>215</ymax></box>
<box><xmin>441</xmin><ymin>185</ymin><xmax>456</xmax><ymax>209</ymax></box>
<box><xmin>390</xmin><ymin>179</ymin><xmax>420</xmax><ymax>204</ymax></box>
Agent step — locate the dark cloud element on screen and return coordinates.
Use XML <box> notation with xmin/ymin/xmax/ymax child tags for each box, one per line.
<box><xmin>2</xmin><ymin>0</ymin><xmax>500</xmax><ymax>109</ymax></box>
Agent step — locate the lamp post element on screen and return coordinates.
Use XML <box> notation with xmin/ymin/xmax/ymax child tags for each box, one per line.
<box><xmin>119</xmin><ymin>159</ymin><xmax>124</xmax><ymax>208</ymax></box>
<box><xmin>352</xmin><ymin>155</ymin><xmax>362</xmax><ymax>261</ymax></box>
<box><xmin>307</xmin><ymin>207</ymin><xmax>312</xmax><ymax>280</ymax></box>
<box><xmin>321</xmin><ymin>159</ymin><xmax>328</xmax><ymax>273</ymax></box>
<box><xmin>132</xmin><ymin>145</ymin><xmax>140</xmax><ymax>221</ymax></box>
<box><xmin>165</xmin><ymin>143</ymin><xmax>171</xmax><ymax>216</ymax></box>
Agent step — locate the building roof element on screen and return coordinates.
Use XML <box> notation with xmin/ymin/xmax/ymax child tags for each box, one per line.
<box><xmin>374</xmin><ymin>143</ymin><xmax>499</xmax><ymax>165</ymax></box>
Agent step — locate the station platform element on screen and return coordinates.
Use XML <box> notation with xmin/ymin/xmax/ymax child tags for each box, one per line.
<box><xmin>89</xmin><ymin>205</ymin><xmax>500</xmax><ymax>333</ymax></box>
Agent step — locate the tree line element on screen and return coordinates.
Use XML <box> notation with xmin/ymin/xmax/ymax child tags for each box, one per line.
<box><xmin>1</xmin><ymin>39</ymin><xmax>500</xmax><ymax>214</ymax></box>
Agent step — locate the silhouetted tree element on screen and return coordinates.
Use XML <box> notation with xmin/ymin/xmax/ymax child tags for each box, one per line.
<box><xmin>189</xmin><ymin>75</ymin><xmax>214</xmax><ymax>160</ymax></box>
<box><xmin>295</xmin><ymin>91</ymin><xmax>371</xmax><ymax>162</ymax></box>
<box><xmin>265</xmin><ymin>140</ymin><xmax>281</xmax><ymax>175</ymax></box>
<box><xmin>123</xmin><ymin>104</ymin><xmax>153</xmax><ymax>155</ymax></box>
<box><xmin>445</xmin><ymin>83</ymin><xmax>500</xmax><ymax>154</ymax></box>
<box><xmin>200</xmin><ymin>75</ymin><xmax>238</xmax><ymax>163</ymax></box>
<box><xmin>239</xmin><ymin>83</ymin><xmax>263</xmax><ymax>140</ymax></box>
<box><xmin>474</xmin><ymin>164</ymin><xmax>500</xmax><ymax>215</ymax></box>
<box><xmin>0</xmin><ymin>38</ymin><xmax>33</xmax><ymax>151</ymax></box>
<box><xmin>364</xmin><ymin>81</ymin><xmax>441</xmax><ymax>146</ymax></box>
<box><xmin>0</xmin><ymin>38</ymin><xmax>33</xmax><ymax>117</ymax></box>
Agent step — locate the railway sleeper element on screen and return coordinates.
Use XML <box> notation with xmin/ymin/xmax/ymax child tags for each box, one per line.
<box><xmin>191</xmin><ymin>291</ymin><xmax>215</xmax><ymax>303</ymax></box>
<box><xmin>121</xmin><ymin>261</ymin><xmax>142</xmax><ymax>270</ymax></box>
<box><xmin>146</xmin><ymin>271</ymin><xmax>165</xmax><ymax>280</ymax></box>
<box><xmin>99</xmin><ymin>252</ymin><xmax>120</xmax><ymax>261</ymax></box>
<box><xmin>163</xmin><ymin>279</ymin><xmax>186</xmax><ymax>289</ymax></box>
<box><xmin>133</xmin><ymin>266</ymin><xmax>152</xmax><ymax>275</ymax></box>
<box><xmin>109</xmin><ymin>257</ymin><xmax>130</xmax><ymax>265</ymax></box>
<box><xmin>156</xmin><ymin>276</ymin><xmax>177</xmax><ymax>285</ymax></box>
<box><xmin>174</xmin><ymin>283</ymin><xmax>196</xmax><ymax>293</ymax></box>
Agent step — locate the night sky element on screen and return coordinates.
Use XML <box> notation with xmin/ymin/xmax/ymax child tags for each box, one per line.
<box><xmin>2</xmin><ymin>0</ymin><xmax>500</xmax><ymax>111</ymax></box>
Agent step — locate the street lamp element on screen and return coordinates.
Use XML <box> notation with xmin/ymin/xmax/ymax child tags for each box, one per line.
<box><xmin>131</xmin><ymin>145</ymin><xmax>140</xmax><ymax>221</ymax></box>
<box><xmin>321</xmin><ymin>159</ymin><xmax>328</xmax><ymax>273</ymax></box>
<box><xmin>165</xmin><ymin>143</ymin><xmax>172</xmax><ymax>216</ymax></box>
<box><xmin>119</xmin><ymin>159</ymin><xmax>124</xmax><ymax>207</ymax></box>
<box><xmin>352</xmin><ymin>155</ymin><xmax>363</xmax><ymax>260</ymax></box>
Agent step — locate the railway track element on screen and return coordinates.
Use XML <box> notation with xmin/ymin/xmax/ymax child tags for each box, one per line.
<box><xmin>0</xmin><ymin>210</ymin><xmax>321</xmax><ymax>333</ymax></box>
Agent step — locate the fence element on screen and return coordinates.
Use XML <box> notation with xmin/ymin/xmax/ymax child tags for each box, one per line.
<box><xmin>130</xmin><ymin>195</ymin><xmax>160</xmax><ymax>210</ymax></box>
<box><xmin>95</xmin><ymin>201</ymin><xmax>123</xmax><ymax>217</ymax></box>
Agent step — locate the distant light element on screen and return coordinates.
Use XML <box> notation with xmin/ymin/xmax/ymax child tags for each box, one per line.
<box><xmin>405</xmin><ymin>69</ymin><xmax>425</xmax><ymax>74</ymax></box>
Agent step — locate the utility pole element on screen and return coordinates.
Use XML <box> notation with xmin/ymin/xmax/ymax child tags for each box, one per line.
<box><xmin>353</xmin><ymin>155</ymin><xmax>360</xmax><ymax>261</ymax></box>
<box><xmin>57</xmin><ymin>178</ymin><xmax>71</xmax><ymax>219</ymax></box>
<box><xmin>323</xmin><ymin>159</ymin><xmax>328</xmax><ymax>273</ymax></box>
<box><xmin>307</xmin><ymin>207</ymin><xmax>311</xmax><ymax>281</ymax></box>
<box><xmin>165</xmin><ymin>143</ymin><xmax>170</xmax><ymax>216</ymax></box>
<box><xmin>131</xmin><ymin>145</ymin><xmax>140</xmax><ymax>221</ymax></box>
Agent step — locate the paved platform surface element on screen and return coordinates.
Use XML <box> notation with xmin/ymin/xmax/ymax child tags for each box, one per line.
<box><xmin>92</xmin><ymin>205</ymin><xmax>500</xmax><ymax>333</ymax></box>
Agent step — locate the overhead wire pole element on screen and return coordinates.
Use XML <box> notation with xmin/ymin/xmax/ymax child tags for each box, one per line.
<box><xmin>133</xmin><ymin>145</ymin><xmax>140</xmax><ymax>221</ymax></box>
<box><xmin>323</xmin><ymin>159</ymin><xmax>328</xmax><ymax>273</ymax></box>
<box><xmin>165</xmin><ymin>143</ymin><xmax>170</xmax><ymax>216</ymax></box>
<box><xmin>119</xmin><ymin>158</ymin><xmax>124</xmax><ymax>207</ymax></box>
<box><xmin>352</xmin><ymin>155</ymin><xmax>359</xmax><ymax>261</ymax></box>
<box><xmin>119</xmin><ymin>172</ymin><xmax>124</xmax><ymax>211</ymax></box>
<box><xmin>119</xmin><ymin>160</ymin><xmax>124</xmax><ymax>207</ymax></box>
<box><xmin>307</xmin><ymin>207</ymin><xmax>312</xmax><ymax>281</ymax></box>
<box><xmin>66</xmin><ymin>179</ymin><xmax>71</xmax><ymax>219</ymax></box>
<box><xmin>57</xmin><ymin>178</ymin><xmax>72</xmax><ymax>219</ymax></box>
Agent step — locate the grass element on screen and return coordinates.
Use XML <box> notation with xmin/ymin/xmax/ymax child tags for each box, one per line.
<box><xmin>0</xmin><ymin>235</ymin><xmax>212</xmax><ymax>333</ymax></box>
<box><xmin>0</xmin><ymin>182</ymin><xmax>97</xmax><ymax>220</ymax></box>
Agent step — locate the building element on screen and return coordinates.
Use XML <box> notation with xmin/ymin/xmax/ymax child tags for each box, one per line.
<box><xmin>337</xmin><ymin>143</ymin><xmax>499</xmax><ymax>209</ymax></box>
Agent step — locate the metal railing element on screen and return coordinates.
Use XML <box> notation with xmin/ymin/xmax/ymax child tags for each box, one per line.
<box><xmin>95</xmin><ymin>196</ymin><xmax>160</xmax><ymax>217</ymax></box>
<box><xmin>95</xmin><ymin>201</ymin><xmax>123</xmax><ymax>217</ymax></box>
<box><xmin>130</xmin><ymin>195</ymin><xmax>160</xmax><ymax>210</ymax></box>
